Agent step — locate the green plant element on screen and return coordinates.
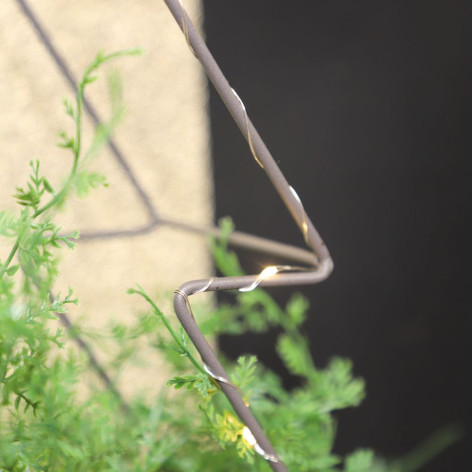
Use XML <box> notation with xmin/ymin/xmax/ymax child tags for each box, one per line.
<box><xmin>0</xmin><ymin>53</ymin><xmax>459</xmax><ymax>472</ymax></box>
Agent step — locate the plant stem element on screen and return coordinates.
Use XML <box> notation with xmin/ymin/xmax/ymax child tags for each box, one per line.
<box><xmin>1</xmin><ymin>379</ymin><xmax>38</xmax><ymax>410</ymax></box>
<box><xmin>0</xmin><ymin>171</ymin><xmax>77</xmax><ymax>281</ymax></box>
<box><xmin>1</xmin><ymin>82</ymin><xmax>82</xmax><ymax>280</ymax></box>
<box><xmin>0</xmin><ymin>238</ymin><xmax>20</xmax><ymax>279</ymax></box>
<box><xmin>391</xmin><ymin>425</ymin><xmax>463</xmax><ymax>472</ymax></box>
<box><xmin>130</xmin><ymin>288</ymin><xmax>206</xmax><ymax>375</ymax></box>
<box><xmin>75</xmin><ymin>88</ymin><xmax>83</xmax><ymax>161</ymax></box>
<box><xmin>33</xmin><ymin>170</ymin><xmax>76</xmax><ymax>219</ymax></box>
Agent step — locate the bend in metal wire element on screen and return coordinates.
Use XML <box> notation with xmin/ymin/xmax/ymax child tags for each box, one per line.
<box><xmin>173</xmin><ymin>279</ymin><xmax>287</xmax><ymax>468</ymax></box>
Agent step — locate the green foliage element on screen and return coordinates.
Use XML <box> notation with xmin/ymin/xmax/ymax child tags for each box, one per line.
<box><xmin>202</xmin><ymin>405</ymin><xmax>257</xmax><ymax>464</ymax></box>
<box><xmin>168</xmin><ymin>373</ymin><xmax>215</xmax><ymax>397</ymax></box>
<box><xmin>0</xmin><ymin>52</ymin><xmax>456</xmax><ymax>472</ymax></box>
<box><xmin>232</xmin><ymin>355</ymin><xmax>258</xmax><ymax>391</ymax></box>
<box><xmin>13</xmin><ymin>160</ymin><xmax>54</xmax><ymax>211</ymax></box>
<box><xmin>344</xmin><ymin>450</ymin><xmax>375</xmax><ymax>471</ymax></box>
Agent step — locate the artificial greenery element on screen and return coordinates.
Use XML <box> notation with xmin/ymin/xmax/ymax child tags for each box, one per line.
<box><xmin>0</xmin><ymin>52</ymin><xmax>458</xmax><ymax>472</ymax></box>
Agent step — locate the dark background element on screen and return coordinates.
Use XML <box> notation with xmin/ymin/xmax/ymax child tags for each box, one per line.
<box><xmin>204</xmin><ymin>1</ymin><xmax>471</xmax><ymax>470</ymax></box>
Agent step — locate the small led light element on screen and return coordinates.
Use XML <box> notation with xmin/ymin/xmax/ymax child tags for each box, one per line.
<box><xmin>259</xmin><ymin>265</ymin><xmax>279</xmax><ymax>279</ymax></box>
<box><xmin>239</xmin><ymin>265</ymin><xmax>280</xmax><ymax>292</ymax></box>
<box><xmin>289</xmin><ymin>185</ymin><xmax>309</xmax><ymax>241</ymax></box>
<box><xmin>242</xmin><ymin>426</ymin><xmax>258</xmax><ymax>447</ymax></box>
<box><xmin>242</xmin><ymin>426</ymin><xmax>281</xmax><ymax>463</ymax></box>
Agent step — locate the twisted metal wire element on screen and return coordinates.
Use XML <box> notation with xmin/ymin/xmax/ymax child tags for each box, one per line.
<box><xmin>165</xmin><ymin>1</ymin><xmax>333</xmax><ymax>469</ymax></box>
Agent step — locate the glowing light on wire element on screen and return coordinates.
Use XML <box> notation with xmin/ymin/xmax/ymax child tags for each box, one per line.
<box><xmin>239</xmin><ymin>265</ymin><xmax>279</xmax><ymax>292</ymax></box>
<box><xmin>242</xmin><ymin>427</ymin><xmax>282</xmax><ymax>463</ymax></box>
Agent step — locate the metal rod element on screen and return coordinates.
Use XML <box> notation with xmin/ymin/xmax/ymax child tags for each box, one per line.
<box><xmin>164</xmin><ymin>1</ymin><xmax>334</xmax><ymax>469</ymax></box>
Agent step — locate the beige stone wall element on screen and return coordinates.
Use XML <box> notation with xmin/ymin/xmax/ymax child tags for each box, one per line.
<box><xmin>0</xmin><ymin>1</ymin><xmax>213</xmax><ymax>398</ymax></box>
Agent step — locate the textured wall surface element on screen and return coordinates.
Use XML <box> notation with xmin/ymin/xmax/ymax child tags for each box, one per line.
<box><xmin>0</xmin><ymin>0</ymin><xmax>213</xmax><ymax>397</ymax></box>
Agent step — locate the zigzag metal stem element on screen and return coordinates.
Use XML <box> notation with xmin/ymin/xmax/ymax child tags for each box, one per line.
<box><xmin>165</xmin><ymin>1</ymin><xmax>334</xmax><ymax>470</ymax></box>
